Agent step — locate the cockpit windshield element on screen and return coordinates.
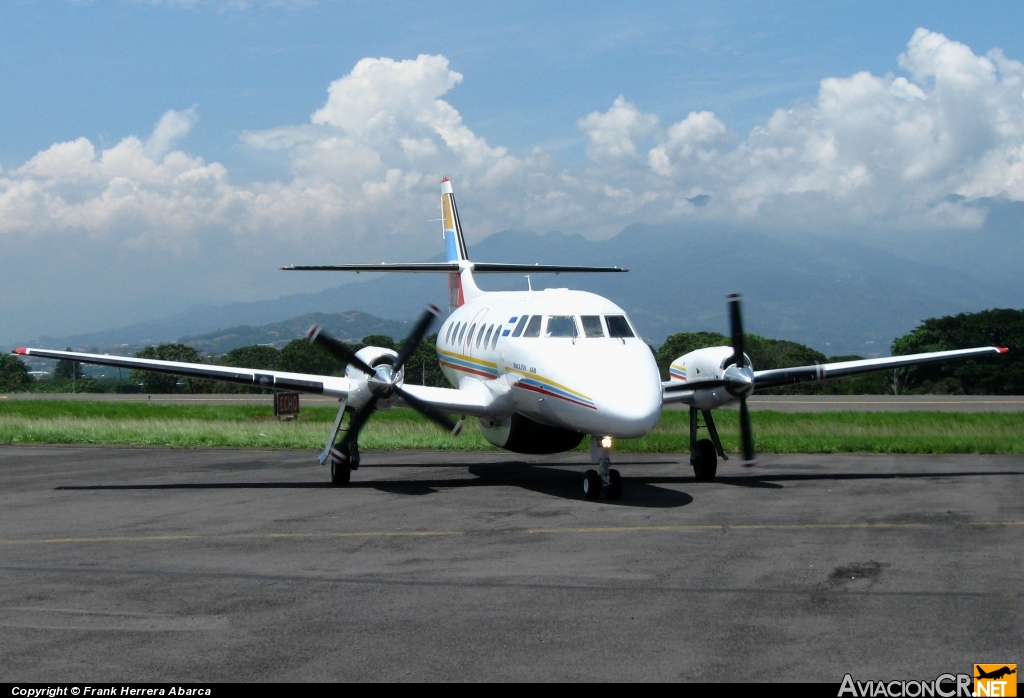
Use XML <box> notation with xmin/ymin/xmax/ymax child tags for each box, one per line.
<box><xmin>546</xmin><ymin>316</ymin><xmax>578</xmax><ymax>338</ymax></box>
<box><xmin>605</xmin><ymin>315</ymin><xmax>635</xmax><ymax>338</ymax></box>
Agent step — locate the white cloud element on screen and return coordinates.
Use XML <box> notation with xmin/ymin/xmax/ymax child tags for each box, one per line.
<box><xmin>145</xmin><ymin>107</ymin><xmax>199</xmax><ymax>160</ymax></box>
<box><xmin>3</xmin><ymin>30</ymin><xmax>1024</xmax><ymax>297</ymax></box>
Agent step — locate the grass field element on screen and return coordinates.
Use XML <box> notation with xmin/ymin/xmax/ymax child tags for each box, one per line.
<box><xmin>1</xmin><ymin>400</ymin><xmax>1022</xmax><ymax>454</ymax></box>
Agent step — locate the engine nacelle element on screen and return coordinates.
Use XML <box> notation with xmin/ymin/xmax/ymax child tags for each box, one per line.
<box><xmin>669</xmin><ymin>346</ymin><xmax>753</xmax><ymax>410</ymax></box>
<box><xmin>345</xmin><ymin>346</ymin><xmax>402</xmax><ymax>411</ymax></box>
<box><xmin>478</xmin><ymin>413</ymin><xmax>585</xmax><ymax>454</ymax></box>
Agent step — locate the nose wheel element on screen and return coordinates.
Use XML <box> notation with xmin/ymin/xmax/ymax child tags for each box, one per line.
<box><xmin>582</xmin><ymin>468</ymin><xmax>622</xmax><ymax>501</ymax></box>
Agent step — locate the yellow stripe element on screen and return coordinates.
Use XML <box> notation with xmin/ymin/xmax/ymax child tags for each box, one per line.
<box><xmin>505</xmin><ymin>367</ymin><xmax>592</xmax><ymax>401</ymax></box>
<box><xmin>436</xmin><ymin>347</ymin><xmax>498</xmax><ymax>369</ymax></box>
<box><xmin>442</xmin><ymin>194</ymin><xmax>454</xmax><ymax>230</ymax></box>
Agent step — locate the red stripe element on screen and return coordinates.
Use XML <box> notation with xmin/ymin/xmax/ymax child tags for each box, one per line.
<box><xmin>515</xmin><ymin>382</ymin><xmax>597</xmax><ymax>410</ymax></box>
<box><xmin>13</xmin><ymin>348</ymin><xmax>28</xmax><ymax>355</ymax></box>
<box><xmin>438</xmin><ymin>359</ymin><xmax>497</xmax><ymax>379</ymax></box>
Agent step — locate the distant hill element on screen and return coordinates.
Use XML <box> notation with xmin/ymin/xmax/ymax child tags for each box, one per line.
<box><xmin>15</xmin><ymin>224</ymin><xmax>1018</xmax><ymax>356</ymax></box>
<box><xmin>178</xmin><ymin>311</ymin><xmax>412</xmax><ymax>354</ymax></box>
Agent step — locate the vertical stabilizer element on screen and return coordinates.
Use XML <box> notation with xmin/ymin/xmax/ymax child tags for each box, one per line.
<box><xmin>441</xmin><ymin>177</ymin><xmax>481</xmax><ymax>309</ymax></box>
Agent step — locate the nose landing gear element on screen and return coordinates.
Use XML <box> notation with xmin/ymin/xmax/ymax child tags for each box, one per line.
<box><xmin>583</xmin><ymin>435</ymin><xmax>622</xmax><ymax>501</ymax></box>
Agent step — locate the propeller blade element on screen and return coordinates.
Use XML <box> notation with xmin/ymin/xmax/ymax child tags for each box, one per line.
<box><xmin>307</xmin><ymin>325</ymin><xmax>376</xmax><ymax>375</ymax></box>
<box><xmin>393</xmin><ymin>305</ymin><xmax>442</xmax><ymax>371</ymax></box>
<box><xmin>396</xmin><ymin>387</ymin><xmax>462</xmax><ymax>435</ymax></box>
<box><xmin>728</xmin><ymin>293</ymin><xmax>745</xmax><ymax>368</ymax></box>
<box><xmin>739</xmin><ymin>397</ymin><xmax>756</xmax><ymax>466</ymax></box>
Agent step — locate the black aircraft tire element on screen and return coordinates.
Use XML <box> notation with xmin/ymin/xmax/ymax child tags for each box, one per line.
<box><xmin>330</xmin><ymin>459</ymin><xmax>352</xmax><ymax>486</ymax></box>
<box><xmin>606</xmin><ymin>469</ymin><xmax>622</xmax><ymax>500</ymax></box>
<box><xmin>693</xmin><ymin>439</ymin><xmax>718</xmax><ymax>481</ymax></box>
<box><xmin>583</xmin><ymin>469</ymin><xmax>602</xmax><ymax>501</ymax></box>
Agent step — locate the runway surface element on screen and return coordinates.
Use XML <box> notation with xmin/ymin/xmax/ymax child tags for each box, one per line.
<box><xmin>1</xmin><ymin>446</ymin><xmax>1021</xmax><ymax>682</ymax></box>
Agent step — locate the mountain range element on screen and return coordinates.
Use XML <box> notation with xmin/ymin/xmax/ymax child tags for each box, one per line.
<box><xmin>11</xmin><ymin>221</ymin><xmax>1020</xmax><ymax>357</ymax></box>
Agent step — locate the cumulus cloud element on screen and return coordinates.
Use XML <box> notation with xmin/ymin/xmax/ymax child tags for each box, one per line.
<box><xmin>145</xmin><ymin>107</ymin><xmax>198</xmax><ymax>160</ymax></box>
<box><xmin>4</xmin><ymin>30</ymin><xmax>1024</xmax><ymax>267</ymax></box>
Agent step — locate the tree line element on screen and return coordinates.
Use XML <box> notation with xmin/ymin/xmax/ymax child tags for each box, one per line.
<box><xmin>3</xmin><ymin>309</ymin><xmax>1021</xmax><ymax>395</ymax></box>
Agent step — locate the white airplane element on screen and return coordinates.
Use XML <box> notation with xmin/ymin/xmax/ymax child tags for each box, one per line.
<box><xmin>13</xmin><ymin>178</ymin><xmax>1009</xmax><ymax>500</ymax></box>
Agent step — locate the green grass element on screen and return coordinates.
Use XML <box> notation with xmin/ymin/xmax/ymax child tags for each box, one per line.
<box><xmin>1</xmin><ymin>400</ymin><xmax>1022</xmax><ymax>453</ymax></box>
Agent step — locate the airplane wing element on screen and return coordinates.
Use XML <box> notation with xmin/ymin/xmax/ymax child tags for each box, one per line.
<box><xmin>661</xmin><ymin>345</ymin><xmax>1007</xmax><ymax>402</ymax></box>
<box><xmin>12</xmin><ymin>347</ymin><xmax>354</xmax><ymax>397</ymax></box>
<box><xmin>752</xmin><ymin>346</ymin><xmax>1007</xmax><ymax>389</ymax></box>
<box><xmin>399</xmin><ymin>383</ymin><xmax>505</xmax><ymax>418</ymax></box>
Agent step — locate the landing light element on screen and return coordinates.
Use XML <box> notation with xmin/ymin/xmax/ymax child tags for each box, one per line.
<box><xmin>601</xmin><ymin>435</ymin><xmax>613</xmax><ymax>449</ymax></box>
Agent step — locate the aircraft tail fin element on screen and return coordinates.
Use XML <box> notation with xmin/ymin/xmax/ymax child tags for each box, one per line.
<box><xmin>441</xmin><ymin>177</ymin><xmax>479</xmax><ymax>308</ymax></box>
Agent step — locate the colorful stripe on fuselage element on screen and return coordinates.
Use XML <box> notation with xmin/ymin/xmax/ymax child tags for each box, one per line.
<box><xmin>669</xmin><ymin>363</ymin><xmax>687</xmax><ymax>381</ymax></box>
<box><xmin>436</xmin><ymin>348</ymin><xmax>500</xmax><ymax>380</ymax></box>
<box><xmin>506</xmin><ymin>367</ymin><xmax>596</xmax><ymax>410</ymax></box>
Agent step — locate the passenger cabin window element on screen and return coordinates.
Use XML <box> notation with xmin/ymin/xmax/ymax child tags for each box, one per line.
<box><xmin>523</xmin><ymin>315</ymin><xmax>542</xmax><ymax>338</ymax></box>
<box><xmin>581</xmin><ymin>315</ymin><xmax>605</xmax><ymax>338</ymax></box>
<box><xmin>492</xmin><ymin>326</ymin><xmax>502</xmax><ymax>348</ymax></box>
<box><xmin>605</xmin><ymin>315</ymin><xmax>636</xmax><ymax>338</ymax></box>
<box><xmin>546</xmin><ymin>316</ymin><xmax>578</xmax><ymax>338</ymax></box>
<box><xmin>446</xmin><ymin>323</ymin><xmax>454</xmax><ymax>343</ymax></box>
<box><xmin>482</xmin><ymin>325</ymin><xmax>492</xmax><ymax>347</ymax></box>
<box><xmin>511</xmin><ymin>315</ymin><xmax>530</xmax><ymax>337</ymax></box>
<box><xmin>467</xmin><ymin>324</ymin><xmax>477</xmax><ymax>346</ymax></box>
<box><xmin>457</xmin><ymin>323</ymin><xmax>467</xmax><ymax>344</ymax></box>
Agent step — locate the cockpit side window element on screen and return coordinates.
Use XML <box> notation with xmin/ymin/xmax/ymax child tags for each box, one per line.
<box><xmin>580</xmin><ymin>315</ymin><xmax>604</xmax><ymax>338</ymax></box>
<box><xmin>523</xmin><ymin>315</ymin><xmax>542</xmax><ymax>338</ymax></box>
<box><xmin>511</xmin><ymin>315</ymin><xmax>530</xmax><ymax>338</ymax></box>
<box><xmin>546</xmin><ymin>316</ymin><xmax>577</xmax><ymax>338</ymax></box>
<box><xmin>605</xmin><ymin>315</ymin><xmax>636</xmax><ymax>338</ymax></box>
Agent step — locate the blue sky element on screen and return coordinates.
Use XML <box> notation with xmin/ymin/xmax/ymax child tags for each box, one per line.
<box><xmin>2</xmin><ymin>1</ymin><xmax>1024</xmax><ymax>342</ymax></box>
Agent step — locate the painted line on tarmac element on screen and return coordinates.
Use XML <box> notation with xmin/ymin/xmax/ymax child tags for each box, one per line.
<box><xmin>2</xmin><ymin>520</ymin><xmax>1022</xmax><ymax>546</ymax></box>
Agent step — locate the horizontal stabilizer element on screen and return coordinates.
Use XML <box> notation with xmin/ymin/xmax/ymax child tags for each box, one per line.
<box><xmin>282</xmin><ymin>262</ymin><xmax>627</xmax><ymax>273</ymax></box>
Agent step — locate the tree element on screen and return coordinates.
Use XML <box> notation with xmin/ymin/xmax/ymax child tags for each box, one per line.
<box><xmin>402</xmin><ymin>333</ymin><xmax>448</xmax><ymax>387</ymax></box>
<box><xmin>891</xmin><ymin>308</ymin><xmax>1024</xmax><ymax>394</ymax></box>
<box><xmin>131</xmin><ymin>344</ymin><xmax>214</xmax><ymax>394</ymax></box>
<box><xmin>218</xmin><ymin>345</ymin><xmax>281</xmax><ymax>393</ymax></box>
<box><xmin>54</xmin><ymin>347</ymin><xmax>84</xmax><ymax>382</ymax></box>
<box><xmin>0</xmin><ymin>355</ymin><xmax>34</xmax><ymax>392</ymax></box>
<box><xmin>275</xmin><ymin>339</ymin><xmax>344</xmax><ymax>376</ymax></box>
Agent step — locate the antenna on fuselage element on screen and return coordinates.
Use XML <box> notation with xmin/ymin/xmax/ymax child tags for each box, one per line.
<box><xmin>524</xmin><ymin>274</ymin><xmax>532</xmax><ymax>291</ymax></box>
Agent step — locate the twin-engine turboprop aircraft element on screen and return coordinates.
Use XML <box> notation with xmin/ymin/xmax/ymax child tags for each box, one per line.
<box><xmin>14</xmin><ymin>178</ymin><xmax>1008</xmax><ymax>500</ymax></box>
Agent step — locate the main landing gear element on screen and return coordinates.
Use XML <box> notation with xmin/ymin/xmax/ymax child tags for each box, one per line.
<box><xmin>690</xmin><ymin>407</ymin><xmax>728</xmax><ymax>481</ymax></box>
<box><xmin>319</xmin><ymin>398</ymin><xmax>360</xmax><ymax>487</ymax></box>
<box><xmin>583</xmin><ymin>435</ymin><xmax>622</xmax><ymax>501</ymax></box>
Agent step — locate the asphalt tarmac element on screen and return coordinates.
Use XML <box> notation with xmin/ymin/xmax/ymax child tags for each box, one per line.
<box><xmin>1</xmin><ymin>446</ymin><xmax>1021</xmax><ymax>682</ymax></box>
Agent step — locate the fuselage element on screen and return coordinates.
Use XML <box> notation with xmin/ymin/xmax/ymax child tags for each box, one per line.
<box><xmin>434</xmin><ymin>287</ymin><xmax>662</xmax><ymax>438</ymax></box>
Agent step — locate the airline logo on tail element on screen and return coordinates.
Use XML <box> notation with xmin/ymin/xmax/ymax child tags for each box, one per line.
<box><xmin>441</xmin><ymin>177</ymin><xmax>467</xmax><ymax>308</ymax></box>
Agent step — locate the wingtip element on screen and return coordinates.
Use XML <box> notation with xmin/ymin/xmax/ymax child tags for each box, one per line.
<box><xmin>450</xmin><ymin>420</ymin><xmax>464</xmax><ymax>437</ymax></box>
<box><xmin>13</xmin><ymin>348</ymin><xmax>27</xmax><ymax>355</ymax></box>
<box><xmin>307</xmin><ymin>325</ymin><xmax>323</xmax><ymax>343</ymax></box>
<box><xmin>997</xmin><ymin>346</ymin><xmax>1009</xmax><ymax>354</ymax></box>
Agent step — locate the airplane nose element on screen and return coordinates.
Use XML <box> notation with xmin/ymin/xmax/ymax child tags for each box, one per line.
<box><xmin>592</xmin><ymin>367</ymin><xmax>662</xmax><ymax>438</ymax></box>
